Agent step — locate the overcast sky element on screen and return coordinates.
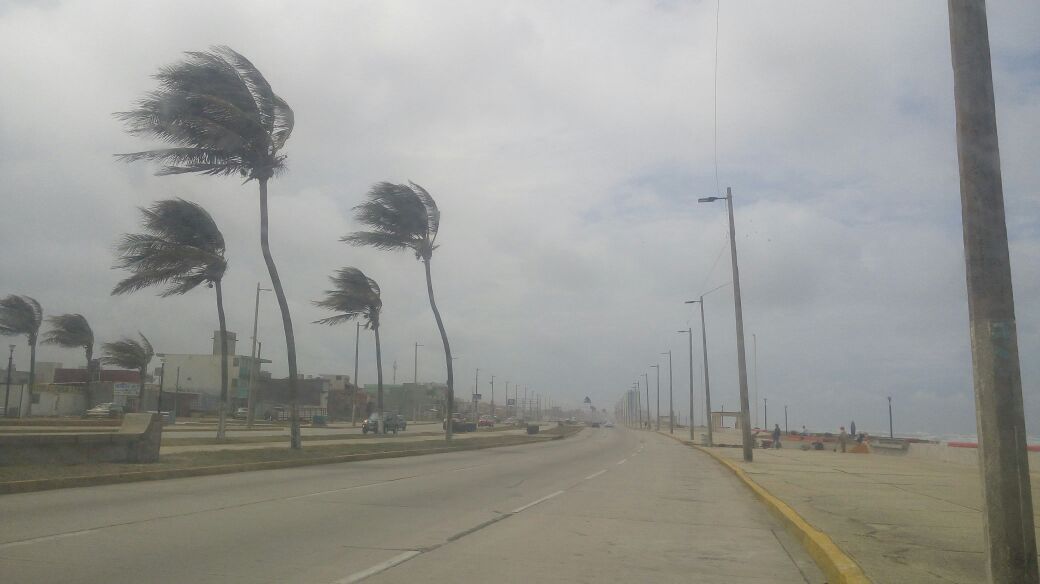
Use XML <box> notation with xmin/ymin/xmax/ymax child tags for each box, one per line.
<box><xmin>1</xmin><ymin>0</ymin><xmax>1037</xmax><ymax>436</ymax></box>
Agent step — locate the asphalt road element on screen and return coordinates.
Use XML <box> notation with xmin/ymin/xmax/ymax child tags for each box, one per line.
<box><xmin>0</xmin><ymin>428</ymin><xmax>822</xmax><ymax>583</ymax></box>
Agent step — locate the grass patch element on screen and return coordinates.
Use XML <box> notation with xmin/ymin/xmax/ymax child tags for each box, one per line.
<box><xmin>0</xmin><ymin>433</ymin><xmax>556</xmax><ymax>484</ymax></box>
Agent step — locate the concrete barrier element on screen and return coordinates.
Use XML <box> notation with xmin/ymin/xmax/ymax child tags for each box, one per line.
<box><xmin>906</xmin><ymin>442</ymin><xmax>1040</xmax><ymax>469</ymax></box>
<box><xmin>0</xmin><ymin>413</ymin><xmax>162</xmax><ymax>464</ymax></box>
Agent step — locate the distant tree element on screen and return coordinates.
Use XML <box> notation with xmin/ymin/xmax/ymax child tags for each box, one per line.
<box><xmin>0</xmin><ymin>295</ymin><xmax>43</xmax><ymax>416</ymax></box>
<box><xmin>314</xmin><ymin>268</ymin><xmax>386</xmax><ymax>432</ymax></box>
<box><xmin>43</xmin><ymin>314</ymin><xmax>95</xmax><ymax>406</ymax></box>
<box><xmin>116</xmin><ymin>46</ymin><xmax>302</xmax><ymax>449</ymax></box>
<box><xmin>112</xmin><ymin>198</ymin><xmax>231</xmax><ymax>440</ymax></box>
<box><xmin>343</xmin><ymin>182</ymin><xmax>454</xmax><ymax>441</ymax></box>
<box><xmin>101</xmin><ymin>333</ymin><xmax>154</xmax><ymax>411</ymax></box>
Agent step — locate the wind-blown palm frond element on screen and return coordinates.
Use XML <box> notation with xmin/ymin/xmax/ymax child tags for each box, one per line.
<box><xmin>115</xmin><ymin>46</ymin><xmax>293</xmax><ymax>181</ymax></box>
<box><xmin>43</xmin><ymin>314</ymin><xmax>94</xmax><ymax>354</ymax></box>
<box><xmin>0</xmin><ymin>295</ymin><xmax>43</xmax><ymax>344</ymax></box>
<box><xmin>342</xmin><ymin>182</ymin><xmax>440</xmax><ymax>261</ymax></box>
<box><xmin>101</xmin><ymin>333</ymin><xmax>154</xmax><ymax>377</ymax></box>
<box><xmin>112</xmin><ymin>198</ymin><xmax>228</xmax><ymax>297</ymax></box>
<box><xmin>313</xmin><ymin>268</ymin><xmax>382</xmax><ymax>329</ymax></box>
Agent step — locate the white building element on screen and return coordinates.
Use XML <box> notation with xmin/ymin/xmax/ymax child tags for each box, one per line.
<box><xmin>157</xmin><ymin>331</ymin><xmax>266</xmax><ymax>412</ymax></box>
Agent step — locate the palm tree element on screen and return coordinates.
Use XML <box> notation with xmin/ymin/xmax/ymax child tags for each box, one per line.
<box><xmin>43</xmin><ymin>314</ymin><xmax>95</xmax><ymax>407</ymax></box>
<box><xmin>343</xmin><ymin>182</ymin><xmax>455</xmax><ymax>440</ymax></box>
<box><xmin>112</xmin><ymin>198</ymin><xmax>232</xmax><ymax>440</ymax></box>
<box><xmin>0</xmin><ymin>295</ymin><xmax>43</xmax><ymax>416</ymax></box>
<box><xmin>313</xmin><ymin>268</ymin><xmax>386</xmax><ymax>432</ymax></box>
<box><xmin>115</xmin><ymin>46</ymin><xmax>302</xmax><ymax>449</ymax></box>
<box><xmin>101</xmin><ymin>333</ymin><xmax>154</xmax><ymax>412</ymax></box>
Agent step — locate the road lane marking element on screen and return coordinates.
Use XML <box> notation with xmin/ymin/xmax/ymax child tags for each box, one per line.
<box><xmin>617</xmin><ymin>459</ymin><xmax>627</xmax><ymax>465</ymax></box>
<box><xmin>335</xmin><ymin>550</ymin><xmax>422</xmax><ymax>584</ymax></box>
<box><xmin>0</xmin><ymin>527</ymin><xmax>101</xmax><ymax>550</ymax></box>
<box><xmin>584</xmin><ymin>470</ymin><xmax>607</xmax><ymax>480</ymax></box>
<box><xmin>510</xmin><ymin>490</ymin><xmax>565</xmax><ymax>513</ymax></box>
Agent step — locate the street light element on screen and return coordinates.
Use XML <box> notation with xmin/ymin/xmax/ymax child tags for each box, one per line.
<box><xmin>661</xmin><ymin>351</ymin><xmax>673</xmax><ymax>434</ymax></box>
<box><xmin>246</xmin><ymin>283</ymin><xmax>271</xmax><ymax>428</ymax></box>
<box><xmin>414</xmin><ymin>342</ymin><xmax>424</xmax><ymax>384</ymax></box>
<box><xmin>678</xmin><ymin>329</ymin><xmax>695</xmax><ymax>441</ymax></box>
<box><xmin>649</xmin><ymin>363</ymin><xmax>660</xmax><ymax>431</ymax></box>
<box><xmin>699</xmin><ymin>186</ymin><xmax>753</xmax><ymax>462</ymax></box>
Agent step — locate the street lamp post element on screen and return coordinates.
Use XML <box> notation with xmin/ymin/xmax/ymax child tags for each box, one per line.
<box><xmin>679</xmin><ymin>329</ymin><xmax>695</xmax><ymax>441</ymax></box>
<box><xmin>4</xmin><ymin>345</ymin><xmax>14</xmax><ymax>417</ymax></box>
<box><xmin>643</xmin><ymin>372</ymin><xmax>650</xmax><ymax>430</ymax></box>
<box><xmin>699</xmin><ymin>187</ymin><xmax>753</xmax><ymax>462</ymax></box>
<box><xmin>413</xmin><ymin>342</ymin><xmax>423</xmax><ymax>384</ymax></box>
<box><xmin>764</xmin><ymin>398</ymin><xmax>768</xmax><ymax>429</ymax></box>
<box><xmin>888</xmin><ymin>396</ymin><xmax>893</xmax><ymax>439</ymax></box>
<box><xmin>246</xmin><ymin>283</ymin><xmax>271</xmax><ymax>428</ymax></box>
<box><xmin>157</xmin><ymin>359</ymin><xmax>165</xmax><ymax>416</ymax></box>
<box><xmin>686</xmin><ymin>297</ymin><xmax>715</xmax><ymax>446</ymax></box>
<box><xmin>490</xmin><ymin>375</ymin><xmax>495</xmax><ymax>418</ymax></box>
<box><xmin>661</xmin><ymin>351</ymin><xmax>673</xmax><ymax>433</ymax></box>
<box><xmin>649</xmin><ymin>364</ymin><xmax>660</xmax><ymax>431</ymax></box>
<box><xmin>473</xmin><ymin>368</ymin><xmax>479</xmax><ymax>418</ymax></box>
<box><xmin>784</xmin><ymin>404</ymin><xmax>788</xmax><ymax>434</ymax></box>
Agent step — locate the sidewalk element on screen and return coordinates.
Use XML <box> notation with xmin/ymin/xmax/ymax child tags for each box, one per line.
<box><xmin>701</xmin><ymin>439</ymin><xmax>1040</xmax><ymax>584</ymax></box>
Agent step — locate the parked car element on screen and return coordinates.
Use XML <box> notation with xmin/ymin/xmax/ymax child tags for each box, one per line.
<box><xmin>233</xmin><ymin>407</ymin><xmax>248</xmax><ymax>420</ymax></box>
<box><xmin>85</xmin><ymin>403</ymin><xmax>124</xmax><ymax>418</ymax></box>
<box><xmin>605</xmin><ymin>421</ymin><xmax>615</xmax><ymax>428</ymax></box>
<box><xmin>478</xmin><ymin>416</ymin><xmax>494</xmax><ymax>428</ymax></box>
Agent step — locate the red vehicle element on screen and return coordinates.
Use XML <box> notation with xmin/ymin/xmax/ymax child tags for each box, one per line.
<box><xmin>478</xmin><ymin>416</ymin><xmax>495</xmax><ymax>427</ymax></box>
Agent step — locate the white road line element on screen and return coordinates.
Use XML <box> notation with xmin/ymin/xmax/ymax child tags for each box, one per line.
<box><xmin>0</xmin><ymin>527</ymin><xmax>101</xmax><ymax>551</ymax></box>
<box><xmin>617</xmin><ymin>459</ymin><xmax>627</xmax><ymax>465</ymax></box>
<box><xmin>510</xmin><ymin>490</ymin><xmax>565</xmax><ymax>514</ymax></box>
<box><xmin>334</xmin><ymin>550</ymin><xmax>422</xmax><ymax>584</ymax></box>
<box><xmin>584</xmin><ymin>469</ymin><xmax>607</xmax><ymax>480</ymax></box>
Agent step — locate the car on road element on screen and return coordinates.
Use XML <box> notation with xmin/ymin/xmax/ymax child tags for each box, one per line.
<box><xmin>85</xmin><ymin>403</ymin><xmax>124</xmax><ymax>418</ymax></box>
<box><xmin>233</xmin><ymin>407</ymin><xmax>248</xmax><ymax>420</ymax></box>
<box><xmin>362</xmin><ymin>413</ymin><xmax>405</xmax><ymax>434</ymax></box>
<box><xmin>478</xmin><ymin>416</ymin><xmax>494</xmax><ymax>427</ymax></box>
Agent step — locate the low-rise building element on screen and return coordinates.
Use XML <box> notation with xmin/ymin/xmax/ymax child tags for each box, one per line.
<box><xmin>156</xmin><ymin>331</ymin><xmax>266</xmax><ymax>413</ymax></box>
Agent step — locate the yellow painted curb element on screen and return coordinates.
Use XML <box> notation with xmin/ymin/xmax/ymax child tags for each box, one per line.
<box><xmin>661</xmin><ymin>432</ymin><xmax>872</xmax><ymax>584</ymax></box>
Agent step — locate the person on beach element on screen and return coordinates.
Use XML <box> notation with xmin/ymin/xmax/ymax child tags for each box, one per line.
<box><xmin>838</xmin><ymin>426</ymin><xmax>848</xmax><ymax>452</ymax></box>
<box><xmin>772</xmin><ymin>424</ymin><xmax>782</xmax><ymax>449</ymax></box>
<box><xmin>850</xmin><ymin>420</ymin><xmax>857</xmax><ymax>437</ymax></box>
<box><xmin>801</xmin><ymin>425</ymin><xmax>808</xmax><ymax>436</ymax></box>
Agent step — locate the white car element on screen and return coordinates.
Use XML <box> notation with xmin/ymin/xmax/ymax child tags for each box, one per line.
<box><xmin>605</xmin><ymin>421</ymin><xmax>615</xmax><ymax>428</ymax></box>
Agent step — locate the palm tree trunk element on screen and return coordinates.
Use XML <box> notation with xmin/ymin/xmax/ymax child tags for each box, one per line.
<box><xmin>215</xmin><ymin>279</ymin><xmax>229</xmax><ymax>442</ymax></box>
<box><xmin>26</xmin><ymin>338</ymin><xmax>36</xmax><ymax>418</ymax></box>
<box><xmin>374</xmin><ymin>325</ymin><xmax>384</xmax><ymax>435</ymax></box>
<box><xmin>423</xmin><ymin>259</ymin><xmax>454</xmax><ymax>441</ymax></box>
<box><xmin>85</xmin><ymin>346</ymin><xmax>93</xmax><ymax>410</ymax></box>
<box><xmin>258</xmin><ymin>178</ymin><xmax>301</xmax><ymax>449</ymax></box>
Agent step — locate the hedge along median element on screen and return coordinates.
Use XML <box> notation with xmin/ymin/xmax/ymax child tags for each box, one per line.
<box><xmin>0</xmin><ymin>426</ymin><xmax>582</xmax><ymax>495</ymax></box>
<box><xmin>659</xmin><ymin>432</ymin><xmax>872</xmax><ymax>584</ymax></box>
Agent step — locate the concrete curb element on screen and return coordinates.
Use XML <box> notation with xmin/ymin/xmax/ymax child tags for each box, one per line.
<box><xmin>661</xmin><ymin>432</ymin><xmax>872</xmax><ymax>584</ymax></box>
<box><xmin>0</xmin><ymin>433</ymin><xmax>569</xmax><ymax>496</ymax></box>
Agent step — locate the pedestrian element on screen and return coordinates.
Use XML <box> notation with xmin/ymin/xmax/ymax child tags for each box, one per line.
<box><xmin>801</xmin><ymin>425</ymin><xmax>808</xmax><ymax>437</ymax></box>
<box><xmin>772</xmin><ymin>423</ymin><xmax>782</xmax><ymax>449</ymax></box>
<box><xmin>850</xmin><ymin>420</ymin><xmax>857</xmax><ymax>437</ymax></box>
<box><xmin>838</xmin><ymin>426</ymin><xmax>848</xmax><ymax>453</ymax></box>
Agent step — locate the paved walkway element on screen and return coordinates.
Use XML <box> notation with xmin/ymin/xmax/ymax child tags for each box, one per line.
<box><xmin>701</xmin><ymin>439</ymin><xmax>1040</xmax><ymax>584</ymax></box>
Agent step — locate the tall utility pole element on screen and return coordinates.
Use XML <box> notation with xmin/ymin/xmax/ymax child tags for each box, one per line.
<box><xmin>784</xmin><ymin>405</ymin><xmax>788</xmax><ymax>434</ymax></box>
<box><xmin>949</xmin><ymin>2</ymin><xmax>1038</xmax><ymax>581</ymax></box>
<box><xmin>246</xmin><ymin>282</ymin><xmax>271</xmax><ymax>428</ymax></box>
<box><xmin>753</xmin><ymin>333</ymin><xmax>759</xmax><ymax>427</ymax></box>
<box><xmin>698</xmin><ymin>187</ymin><xmax>753</xmax><ymax>462</ymax></box>
<box><xmin>4</xmin><ymin>345</ymin><xmax>14</xmax><ymax>417</ymax></box>
<box><xmin>764</xmin><ymin>398</ymin><xmax>768</xmax><ymax>429</ymax></box>
<box><xmin>489</xmin><ymin>375</ymin><xmax>495</xmax><ymax>418</ymax></box>
<box><xmin>413</xmin><ymin>342</ymin><xmax>422</xmax><ymax>384</ymax></box>
<box><xmin>888</xmin><ymin>396</ymin><xmax>894</xmax><ymax>439</ymax></box>
<box><xmin>643</xmin><ymin>372</ymin><xmax>650</xmax><ymax>430</ymax></box>
<box><xmin>392</xmin><ymin>360</ymin><xmax>397</xmax><ymax>385</ymax></box>
<box><xmin>661</xmin><ymin>351</ymin><xmax>673</xmax><ymax>433</ymax></box>
<box><xmin>351</xmin><ymin>322</ymin><xmax>360</xmax><ymax>427</ymax></box>
<box><xmin>473</xmin><ymin>368</ymin><xmax>479</xmax><ymax>417</ymax></box>
<box><xmin>679</xmin><ymin>329</ymin><xmax>695</xmax><ymax>441</ymax></box>
<box><xmin>650</xmin><ymin>364</ymin><xmax>660</xmax><ymax>431</ymax></box>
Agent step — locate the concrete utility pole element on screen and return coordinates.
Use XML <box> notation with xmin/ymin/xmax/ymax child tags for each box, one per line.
<box><xmin>687</xmin><ymin>298</ymin><xmax>713</xmax><ymax>446</ymax></box>
<box><xmin>246</xmin><ymin>282</ymin><xmax>270</xmax><ymax>428</ymax></box>
<box><xmin>661</xmin><ymin>351</ymin><xmax>673</xmax><ymax>433</ymax></box>
<box><xmin>489</xmin><ymin>375</ymin><xmax>495</xmax><ymax>417</ymax></box>
<box><xmin>948</xmin><ymin>2</ymin><xmax>1038</xmax><ymax>580</ymax></box>
<box><xmin>764</xmin><ymin>398</ymin><xmax>768</xmax><ymax>429</ymax></box>
<box><xmin>473</xmin><ymin>368</ymin><xmax>479</xmax><ymax>417</ymax></box>
<box><xmin>753</xmin><ymin>333</ymin><xmax>759</xmax><ymax>427</ymax></box>
<box><xmin>413</xmin><ymin>342</ymin><xmax>423</xmax><ymax>384</ymax></box>
<box><xmin>352</xmin><ymin>322</ymin><xmax>361</xmax><ymax>427</ymax></box>
<box><xmin>650</xmin><ymin>364</ymin><xmax>660</xmax><ymax>431</ymax></box>
<box><xmin>679</xmin><ymin>329</ymin><xmax>695</xmax><ymax>441</ymax></box>
<box><xmin>888</xmin><ymin>396</ymin><xmax>894</xmax><ymax>439</ymax></box>
<box><xmin>643</xmin><ymin>372</ymin><xmax>650</xmax><ymax>430</ymax></box>
<box><xmin>699</xmin><ymin>187</ymin><xmax>753</xmax><ymax>462</ymax></box>
<box><xmin>392</xmin><ymin>360</ymin><xmax>397</xmax><ymax>385</ymax></box>
<box><xmin>784</xmin><ymin>405</ymin><xmax>788</xmax><ymax>434</ymax></box>
<box><xmin>4</xmin><ymin>345</ymin><xmax>14</xmax><ymax>417</ymax></box>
